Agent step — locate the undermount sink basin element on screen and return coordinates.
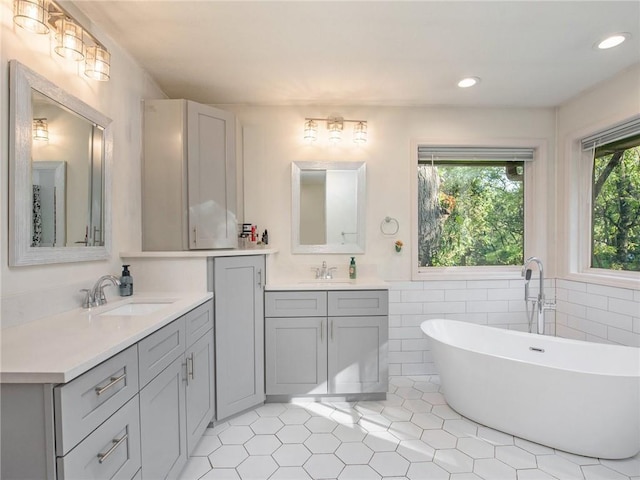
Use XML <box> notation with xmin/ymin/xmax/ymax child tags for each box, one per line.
<box><xmin>100</xmin><ymin>301</ymin><xmax>174</xmax><ymax>316</ymax></box>
<box><xmin>298</xmin><ymin>280</ymin><xmax>353</xmax><ymax>285</ymax></box>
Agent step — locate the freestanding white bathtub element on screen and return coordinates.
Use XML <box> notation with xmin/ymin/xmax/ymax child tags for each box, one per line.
<box><xmin>421</xmin><ymin>319</ymin><xmax>640</xmax><ymax>459</ymax></box>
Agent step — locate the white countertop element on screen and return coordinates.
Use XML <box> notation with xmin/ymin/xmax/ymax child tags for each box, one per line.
<box><xmin>266</xmin><ymin>277</ymin><xmax>389</xmax><ymax>291</ymax></box>
<box><xmin>120</xmin><ymin>248</ymin><xmax>277</xmax><ymax>258</ymax></box>
<box><xmin>0</xmin><ymin>292</ymin><xmax>213</xmax><ymax>384</ymax></box>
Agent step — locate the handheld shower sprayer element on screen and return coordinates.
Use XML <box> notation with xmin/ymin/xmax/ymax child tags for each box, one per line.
<box><xmin>523</xmin><ymin>268</ymin><xmax>532</xmax><ymax>301</ymax></box>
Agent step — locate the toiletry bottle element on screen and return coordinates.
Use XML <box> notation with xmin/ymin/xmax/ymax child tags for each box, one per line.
<box><xmin>262</xmin><ymin>229</ymin><xmax>269</xmax><ymax>245</ymax></box>
<box><xmin>119</xmin><ymin>265</ymin><xmax>133</xmax><ymax>296</ymax></box>
<box><xmin>349</xmin><ymin>257</ymin><xmax>357</xmax><ymax>280</ymax></box>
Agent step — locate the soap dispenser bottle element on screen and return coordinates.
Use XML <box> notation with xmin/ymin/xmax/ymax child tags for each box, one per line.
<box><xmin>349</xmin><ymin>257</ymin><xmax>357</xmax><ymax>280</ymax></box>
<box><xmin>119</xmin><ymin>265</ymin><xmax>133</xmax><ymax>296</ymax></box>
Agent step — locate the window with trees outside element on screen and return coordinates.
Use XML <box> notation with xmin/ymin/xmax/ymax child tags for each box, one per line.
<box><xmin>588</xmin><ymin>132</ymin><xmax>640</xmax><ymax>272</ymax></box>
<box><xmin>417</xmin><ymin>146</ymin><xmax>532</xmax><ymax>268</ymax></box>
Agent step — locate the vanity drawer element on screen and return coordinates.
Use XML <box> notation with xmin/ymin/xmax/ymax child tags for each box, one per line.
<box><xmin>265</xmin><ymin>291</ymin><xmax>327</xmax><ymax>317</ymax></box>
<box><xmin>54</xmin><ymin>345</ymin><xmax>139</xmax><ymax>456</ymax></box>
<box><xmin>57</xmin><ymin>395</ymin><xmax>141</xmax><ymax>480</ymax></box>
<box><xmin>138</xmin><ymin>316</ymin><xmax>186</xmax><ymax>387</ymax></box>
<box><xmin>328</xmin><ymin>290</ymin><xmax>388</xmax><ymax>316</ymax></box>
<box><xmin>185</xmin><ymin>300</ymin><xmax>214</xmax><ymax>347</ymax></box>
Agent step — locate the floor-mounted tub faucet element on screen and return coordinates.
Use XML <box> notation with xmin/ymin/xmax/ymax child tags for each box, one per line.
<box><xmin>521</xmin><ymin>257</ymin><xmax>555</xmax><ymax>335</ymax></box>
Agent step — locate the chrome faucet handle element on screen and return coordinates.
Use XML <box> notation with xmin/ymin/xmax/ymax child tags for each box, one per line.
<box><xmin>80</xmin><ymin>288</ymin><xmax>95</xmax><ymax>309</ymax></box>
<box><xmin>326</xmin><ymin>267</ymin><xmax>337</xmax><ymax>279</ymax></box>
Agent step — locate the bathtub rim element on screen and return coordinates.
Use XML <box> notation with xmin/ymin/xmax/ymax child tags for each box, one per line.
<box><xmin>421</xmin><ymin>318</ymin><xmax>640</xmax><ymax>378</ymax></box>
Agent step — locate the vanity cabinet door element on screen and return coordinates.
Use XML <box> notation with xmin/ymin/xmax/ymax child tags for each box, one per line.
<box><xmin>139</xmin><ymin>356</ymin><xmax>187</xmax><ymax>480</ymax></box>
<box><xmin>142</xmin><ymin>99</ymin><xmax>237</xmax><ymax>251</ymax></box>
<box><xmin>185</xmin><ymin>330</ymin><xmax>215</xmax><ymax>456</ymax></box>
<box><xmin>213</xmin><ymin>255</ymin><xmax>265</xmax><ymax>420</ymax></box>
<box><xmin>265</xmin><ymin>317</ymin><xmax>328</xmax><ymax>395</ymax></box>
<box><xmin>328</xmin><ymin>316</ymin><xmax>388</xmax><ymax>394</ymax></box>
<box><xmin>186</xmin><ymin>102</ymin><xmax>237</xmax><ymax>249</ymax></box>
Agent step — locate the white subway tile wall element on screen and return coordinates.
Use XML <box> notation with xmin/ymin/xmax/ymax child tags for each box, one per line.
<box><xmin>388</xmin><ymin>279</ymin><xmax>556</xmax><ymax>376</ymax></box>
<box><xmin>556</xmin><ymin>279</ymin><xmax>640</xmax><ymax>347</ymax></box>
<box><xmin>390</xmin><ymin>278</ymin><xmax>639</xmax><ymax>375</ymax></box>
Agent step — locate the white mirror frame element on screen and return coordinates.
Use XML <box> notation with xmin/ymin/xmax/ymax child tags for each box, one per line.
<box><xmin>292</xmin><ymin>161</ymin><xmax>366</xmax><ymax>254</ymax></box>
<box><xmin>9</xmin><ymin>60</ymin><xmax>113</xmax><ymax>266</ymax></box>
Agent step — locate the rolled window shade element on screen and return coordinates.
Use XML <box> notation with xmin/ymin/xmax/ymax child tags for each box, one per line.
<box><xmin>581</xmin><ymin>116</ymin><xmax>640</xmax><ymax>151</ymax></box>
<box><xmin>418</xmin><ymin>146</ymin><xmax>534</xmax><ymax>163</ymax></box>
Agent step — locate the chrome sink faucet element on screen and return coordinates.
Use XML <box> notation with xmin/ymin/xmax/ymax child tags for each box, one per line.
<box><xmin>521</xmin><ymin>257</ymin><xmax>556</xmax><ymax>335</ymax></box>
<box><xmin>81</xmin><ymin>275</ymin><xmax>121</xmax><ymax>308</ymax></box>
<box><xmin>314</xmin><ymin>261</ymin><xmax>337</xmax><ymax>279</ymax></box>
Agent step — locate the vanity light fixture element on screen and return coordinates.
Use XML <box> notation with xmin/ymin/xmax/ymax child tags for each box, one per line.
<box><xmin>303</xmin><ymin>117</ymin><xmax>368</xmax><ymax>144</ymax></box>
<box><xmin>13</xmin><ymin>0</ymin><xmax>49</xmax><ymax>34</ymax></box>
<box><xmin>596</xmin><ymin>33</ymin><xmax>630</xmax><ymax>50</ymax></box>
<box><xmin>12</xmin><ymin>0</ymin><xmax>112</xmax><ymax>81</ymax></box>
<box><xmin>304</xmin><ymin>119</ymin><xmax>318</xmax><ymax>142</ymax></box>
<box><xmin>54</xmin><ymin>17</ymin><xmax>85</xmax><ymax>61</ymax></box>
<box><xmin>328</xmin><ymin>118</ymin><xmax>343</xmax><ymax>143</ymax></box>
<box><xmin>84</xmin><ymin>45</ymin><xmax>111</xmax><ymax>81</ymax></box>
<box><xmin>33</xmin><ymin>118</ymin><xmax>49</xmax><ymax>141</ymax></box>
<box><xmin>458</xmin><ymin>77</ymin><xmax>480</xmax><ymax>88</ymax></box>
<box><xmin>353</xmin><ymin>121</ymin><xmax>367</xmax><ymax>144</ymax></box>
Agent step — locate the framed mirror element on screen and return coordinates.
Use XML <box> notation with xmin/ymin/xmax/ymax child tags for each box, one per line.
<box><xmin>292</xmin><ymin>161</ymin><xmax>366</xmax><ymax>254</ymax></box>
<box><xmin>9</xmin><ymin>60</ymin><xmax>112</xmax><ymax>266</ymax></box>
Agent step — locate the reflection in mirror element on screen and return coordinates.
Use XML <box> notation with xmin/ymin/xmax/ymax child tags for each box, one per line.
<box><xmin>31</xmin><ymin>161</ymin><xmax>66</xmax><ymax>247</ymax></box>
<box><xmin>292</xmin><ymin>161</ymin><xmax>366</xmax><ymax>254</ymax></box>
<box><xmin>9</xmin><ymin>60</ymin><xmax>112</xmax><ymax>266</ymax></box>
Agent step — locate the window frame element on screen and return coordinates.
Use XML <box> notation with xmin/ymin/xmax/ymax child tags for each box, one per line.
<box><xmin>411</xmin><ymin>138</ymin><xmax>542</xmax><ymax>281</ymax></box>
<box><xmin>562</xmin><ymin>116</ymin><xmax>640</xmax><ymax>289</ymax></box>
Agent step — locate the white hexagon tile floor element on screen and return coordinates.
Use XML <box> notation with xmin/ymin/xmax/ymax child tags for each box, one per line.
<box><xmin>179</xmin><ymin>376</ymin><xmax>640</xmax><ymax>480</ymax></box>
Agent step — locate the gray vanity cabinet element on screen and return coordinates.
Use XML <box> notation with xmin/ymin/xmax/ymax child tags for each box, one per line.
<box><xmin>265</xmin><ymin>290</ymin><xmax>388</xmax><ymax>397</ymax></box>
<box><xmin>140</xmin><ymin>356</ymin><xmax>187</xmax><ymax>480</ymax></box>
<box><xmin>138</xmin><ymin>300</ymin><xmax>214</xmax><ymax>479</ymax></box>
<box><xmin>142</xmin><ymin>99</ymin><xmax>237</xmax><ymax>251</ymax></box>
<box><xmin>210</xmin><ymin>255</ymin><xmax>265</xmax><ymax>420</ymax></box>
<box><xmin>328</xmin><ymin>315</ymin><xmax>388</xmax><ymax>393</ymax></box>
<box><xmin>185</xmin><ymin>330</ymin><xmax>216</xmax><ymax>454</ymax></box>
<box><xmin>265</xmin><ymin>317</ymin><xmax>328</xmax><ymax>395</ymax></box>
<box><xmin>1</xmin><ymin>299</ymin><xmax>214</xmax><ymax>480</ymax></box>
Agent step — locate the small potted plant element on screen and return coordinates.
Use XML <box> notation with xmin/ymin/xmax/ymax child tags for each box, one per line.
<box><xmin>395</xmin><ymin>240</ymin><xmax>403</xmax><ymax>252</ymax></box>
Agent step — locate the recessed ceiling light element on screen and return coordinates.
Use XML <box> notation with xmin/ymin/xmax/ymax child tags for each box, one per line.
<box><xmin>458</xmin><ymin>77</ymin><xmax>480</xmax><ymax>88</ymax></box>
<box><xmin>597</xmin><ymin>33</ymin><xmax>630</xmax><ymax>50</ymax></box>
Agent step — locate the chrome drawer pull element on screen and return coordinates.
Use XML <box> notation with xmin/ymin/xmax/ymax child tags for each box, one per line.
<box><xmin>97</xmin><ymin>434</ymin><xmax>128</xmax><ymax>464</ymax></box>
<box><xmin>95</xmin><ymin>373</ymin><xmax>126</xmax><ymax>396</ymax></box>
<box><xmin>188</xmin><ymin>353</ymin><xmax>195</xmax><ymax>380</ymax></box>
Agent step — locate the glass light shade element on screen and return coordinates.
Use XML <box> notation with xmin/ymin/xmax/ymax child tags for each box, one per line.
<box><xmin>13</xmin><ymin>0</ymin><xmax>49</xmax><ymax>34</ymax></box>
<box><xmin>304</xmin><ymin>119</ymin><xmax>318</xmax><ymax>142</ymax></box>
<box><xmin>353</xmin><ymin>122</ymin><xmax>367</xmax><ymax>144</ymax></box>
<box><xmin>85</xmin><ymin>45</ymin><xmax>111</xmax><ymax>81</ymax></box>
<box><xmin>328</xmin><ymin>120</ymin><xmax>343</xmax><ymax>143</ymax></box>
<box><xmin>54</xmin><ymin>18</ymin><xmax>85</xmax><ymax>61</ymax></box>
<box><xmin>33</xmin><ymin>118</ymin><xmax>48</xmax><ymax>141</ymax></box>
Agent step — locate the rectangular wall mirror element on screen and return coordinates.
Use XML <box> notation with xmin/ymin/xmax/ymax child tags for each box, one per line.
<box><xmin>9</xmin><ymin>60</ymin><xmax>112</xmax><ymax>266</ymax></box>
<box><xmin>292</xmin><ymin>161</ymin><xmax>366</xmax><ymax>254</ymax></box>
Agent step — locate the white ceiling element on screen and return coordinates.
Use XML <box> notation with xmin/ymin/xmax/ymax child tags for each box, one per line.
<box><xmin>74</xmin><ymin>1</ymin><xmax>640</xmax><ymax>108</ymax></box>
